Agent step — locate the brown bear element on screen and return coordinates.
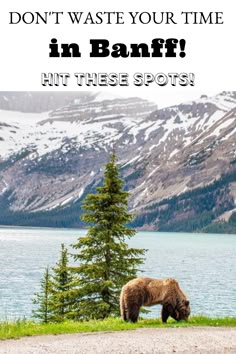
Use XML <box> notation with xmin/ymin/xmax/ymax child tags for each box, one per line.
<box><xmin>120</xmin><ymin>277</ymin><xmax>190</xmax><ymax>323</ymax></box>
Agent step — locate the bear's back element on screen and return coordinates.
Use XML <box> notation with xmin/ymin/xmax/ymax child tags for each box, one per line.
<box><xmin>121</xmin><ymin>277</ymin><xmax>186</xmax><ymax>306</ymax></box>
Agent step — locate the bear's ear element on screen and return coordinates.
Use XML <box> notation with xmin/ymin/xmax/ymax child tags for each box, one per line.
<box><xmin>185</xmin><ymin>300</ymin><xmax>190</xmax><ymax>306</ymax></box>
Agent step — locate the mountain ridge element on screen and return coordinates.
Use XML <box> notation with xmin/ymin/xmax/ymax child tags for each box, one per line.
<box><xmin>0</xmin><ymin>91</ymin><xmax>236</xmax><ymax>231</ymax></box>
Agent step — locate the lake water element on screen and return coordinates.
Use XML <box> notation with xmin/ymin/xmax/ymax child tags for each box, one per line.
<box><xmin>0</xmin><ymin>228</ymin><xmax>235</xmax><ymax>320</ymax></box>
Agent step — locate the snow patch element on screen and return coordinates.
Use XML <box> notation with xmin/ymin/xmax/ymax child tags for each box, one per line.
<box><xmin>208</xmin><ymin>117</ymin><xmax>235</xmax><ymax>138</ymax></box>
<box><xmin>168</xmin><ymin>149</ymin><xmax>179</xmax><ymax>159</ymax></box>
<box><xmin>61</xmin><ymin>196</ymin><xmax>73</xmax><ymax>206</ymax></box>
<box><xmin>78</xmin><ymin>188</ymin><xmax>84</xmax><ymax>199</ymax></box>
<box><xmin>92</xmin><ymin>92</ymin><xmax>122</xmax><ymax>102</ymax></box>
<box><xmin>148</xmin><ymin>165</ymin><xmax>160</xmax><ymax>178</ymax></box>
<box><xmin>0</xmin><ymin>179</ymin><xmax>8</xmax><ymax>194</ymax></box>
<box><xmin>122</xmin><ymin>155</ymin><xmax>140</xmax><ymax>167</ymax></box>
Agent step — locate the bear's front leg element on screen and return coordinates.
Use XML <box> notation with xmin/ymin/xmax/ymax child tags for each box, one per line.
<box><xmin>161</xmin><ymin>305</ymin><xmax>170</xmax><ymax>323</ymax></box>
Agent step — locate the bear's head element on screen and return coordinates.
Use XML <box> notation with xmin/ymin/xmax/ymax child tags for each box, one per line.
<box><xmin>174</xmin><ymin>299</ymin><xmax>190</xmax><ymax>321</ymax></box>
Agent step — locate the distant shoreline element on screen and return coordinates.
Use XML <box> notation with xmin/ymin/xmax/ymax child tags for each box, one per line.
<box><xmin>0</xmin><ymin>225</ymin><xmax>235</xmax><ymax>236</ymax></box>
<box><xmin>0</xmin><ymin>224</ymin><xmax>86</xmax><ymax>231</ymax></box>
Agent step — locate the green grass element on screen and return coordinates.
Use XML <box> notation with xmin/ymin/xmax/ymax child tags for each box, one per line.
<box><xmin>1</xmin><ymin>316</ymin><xmax>236</xmax><ymax>340</ymax></box>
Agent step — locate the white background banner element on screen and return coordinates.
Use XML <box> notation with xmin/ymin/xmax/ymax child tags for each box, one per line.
<box><xmin>0</xmin><ymin>0</ymin><xmax>234</xmax><ymax>106</ymax></box>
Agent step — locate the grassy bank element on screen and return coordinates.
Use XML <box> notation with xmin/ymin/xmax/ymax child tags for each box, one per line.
<box><xmin>1</xmin><ymin>316</ymin><xmax>236</xmax><ymax>340</ymax></box>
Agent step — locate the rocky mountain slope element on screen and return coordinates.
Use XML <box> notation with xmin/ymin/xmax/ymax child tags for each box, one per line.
<box><xmin>0</xmin><ymin>91</ymin><xmax>236</xmax><ymax>231</ymax></box>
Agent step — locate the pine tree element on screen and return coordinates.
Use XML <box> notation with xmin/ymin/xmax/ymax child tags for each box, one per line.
<box><xmin>50</xmin><ymin>244</ymin><xmax>75</xmax><ymax>322</ymax></box>
<box><xmin>71</xmin><ymin>152</ymin><xmax>145</xmax><ymax>320</ymax></box>
<box><xmin>32</xmin><ymin>267</ymin><xmax>54</xmax><ymax>323</ymax></box>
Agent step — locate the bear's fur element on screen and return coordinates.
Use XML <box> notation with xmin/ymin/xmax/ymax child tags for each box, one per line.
<box><xmin>120</xmin><ymin>277</ymin><xmax>190</xmax><ymax>323</ymax></box>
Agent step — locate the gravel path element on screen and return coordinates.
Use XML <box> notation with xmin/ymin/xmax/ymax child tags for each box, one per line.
<box><xmin>1</xmin><ymin>327</ymin><xmax>236</xmax><ymax>354</ymax></box>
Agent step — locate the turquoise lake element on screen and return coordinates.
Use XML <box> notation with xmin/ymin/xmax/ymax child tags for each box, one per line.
<box><xmin>0</xmin><ymin>228</ymin><xmax>235</xmax><ymax>320</ymax></box>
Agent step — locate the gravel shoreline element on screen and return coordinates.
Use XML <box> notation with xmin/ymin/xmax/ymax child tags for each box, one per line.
<box><xmin>1</xmin><ymin>327</ymin><xmax>236</xmax><ymax>354</ymax></box>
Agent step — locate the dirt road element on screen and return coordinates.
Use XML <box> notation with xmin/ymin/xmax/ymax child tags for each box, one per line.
<box><xmin>1</xmin><ymin>327</ymin><xmax>236</xmax><ymax>354</ymax></box>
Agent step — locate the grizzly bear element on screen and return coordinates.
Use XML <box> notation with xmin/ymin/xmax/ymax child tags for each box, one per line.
<box><xmin>120</xmin><ymin>277</ymin><xmax>190</xmax><ymax>323</ymax></box>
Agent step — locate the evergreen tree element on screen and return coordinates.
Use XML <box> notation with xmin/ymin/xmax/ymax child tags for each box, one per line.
<box><xmin>71</xmin><ymin>152</ymin><xmax>145</xmax><ymax>320</ymax></box>
<box><xmin>32</xmin><ymin>267</ymin><xmax>53</xmax><ymax>323</ymax></box>
<box><xmin>50</xmin><ymin>244</ymin><xmax>75</xmax><ymax>322</ymax></box>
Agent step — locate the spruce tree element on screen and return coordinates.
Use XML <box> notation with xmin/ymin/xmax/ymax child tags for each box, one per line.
<box><xmin>50</xmin><ymin>244</ymin><xmax>75</xmax><ymax>322</ymax></box>
<box><xmin>32</xmin><ymin>267</ymin><xmax>53</xmax><ymax>323</ymax></box>
<box><xmin>71</xmin><ymin>152</ymin><xmax>145</xmax><ymax>320</ymax></box>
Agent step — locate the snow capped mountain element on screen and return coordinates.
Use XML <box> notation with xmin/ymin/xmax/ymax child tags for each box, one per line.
<box><xmin>0</xmin><ymin>91</ymin><xmax>236</xmax><ymax>230</ymax></box>
<box><xmin>0</xmin><ymin>93</ymin><xmax>156</xmax><ymax>159</ymax></box>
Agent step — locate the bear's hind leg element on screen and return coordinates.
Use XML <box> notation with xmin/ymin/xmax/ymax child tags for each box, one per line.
<box><xmin>120</xmin><ymin>296</ymin><xmax>127</xmax><ymax>321</ymax></box>
<box><xmin>127</xmin><ymin>304</ymin><xmax>140</xmax><ymax>323</ymax></box>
